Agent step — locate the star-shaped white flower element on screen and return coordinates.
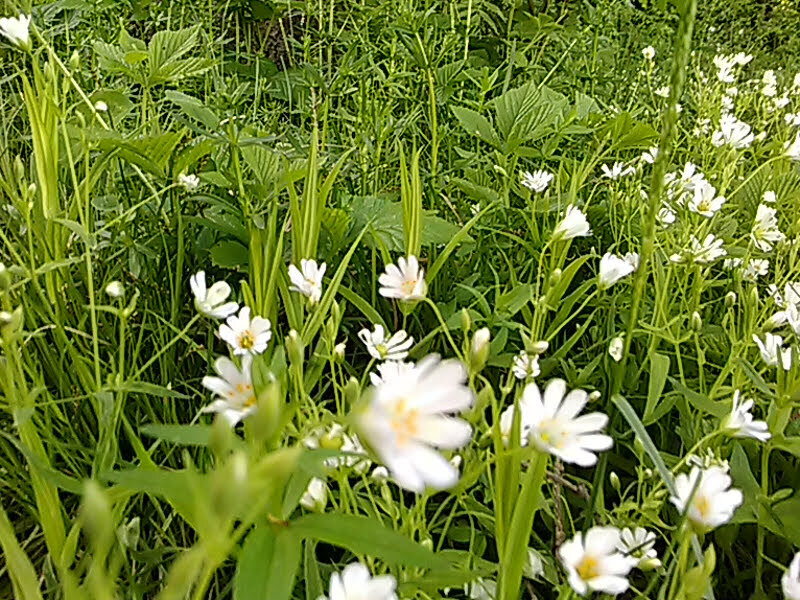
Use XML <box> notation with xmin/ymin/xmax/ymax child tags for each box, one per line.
<box><xmin>751</xmin><ymin>204</ymin><xmax>785</xmax><ymax>252</ymax></box>
<box><xmin>201</xmin><ymin>355</ymin><xmax>257</xmax><ymax>426</ymax></box>
<box><xmin>218</xmin><ymin>306</ymin><xmax>272</xmax><ymax>356</ymax></box>
<box><xmin>190</xmin><ymin>271</ymin><xmax>239</xmax><ymax>319</ymax></box>
<box><xmin>0</xmin><ymin>14</ymin><xmax>31</xmax><ymax>51</ymax></box>
<box><xmin>558</xmin><ymin>527</ymin><xmax>636</xmax><ymax>596</ymax></box>
<box><xmin>378</xmin><ymin>255</ymin><xmax>427</xmax><ymax>301</ymax></box>
<box><xmin>671</xmin><ymin>465</ymin><xmax>742</xmax><ymax>530</ymax></box>
<box><xmin>520</xmin><ymin>169</ymin><xmax>554</xmax><ymax>193</ymax></box>
<box><xmin>511</xmin><ymin>351</ymin><xmax>540</xmax><ymax>380</ymax></box>
<box><xmin>616</xmin><ymin>527</ymin><xmax>659</xmax><ymax>569</ymax></box>
<box><xmin>598</xmin><ymin>253</ymin><xmax>635</xmax><ymax>290</ymax></box>
<box><xmin>288</xmin><ymin>259</ymin><xmax>326</xmax><ymax>303</ymax></box>
<box><xmin>356</xmin><ymin>354</ymin><xmax>473</xmax><ymax>492</ymax></box>
<box><xmin>721</xmin><ymin>390</ymin><xmax>770</xmax><ymax>442</ymax></box>
<box><xmin>358</xmin><ymin>324</ymin><xmax>413</xmax><ymax>361</ymax></box>
<box><xmin>322</xmin><ymin>563</ymin><xmax>397</xmax><ymax>600</ymax></box>
<box><xmin>552</xmin><ymin>205</ymin><xmax>592</xmax><ymax>241</ymax></box>
<box><xmin>687</xmin><ymin>181</ymin><xmax>726</xmax><ymax>217</ymax></box>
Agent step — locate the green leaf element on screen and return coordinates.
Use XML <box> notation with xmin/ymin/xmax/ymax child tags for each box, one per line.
<box><xmin>235</xmin><ymin>526</ymin><xmax>301</xmax><ymax>600</ymax></box>
<box><xmin>0</xmin><ymin>505</ymin><xmax>44</xmax><ymax>600</ymax></box>
<box><xmin>165</xmin><ymin>90</ymin><xmax>219</xmax><ymax>129</ymax></box>
<box><xmin>497</xmin><ymin>284</ymin><xmax>534</xmax><ymax>317</ymax></box>
<box><xmin>422</xmin><ymin>213</ymin><xmax>473</xmax><ymax>246</ymax></box>
<box><xmin>210</xmin><ymin>240</ymin><xmax>249</xmax><ymax>269</ymax></box>
<box><xmin>289</xmin><ymin>514</ymin><xmax>449</xmax><ymax>569</ymax></box>
<box><xmin>304</xmin><ymin>541</ymin><xmax>324</xmax><ymax>600</ymax></box>
<box><xmin>643</xmin><ymin>353</ymin><xmax>670</xmax><ymax>424</ymax></box>
<box><xmin>669</xmin><ymin>377</ymin><xmax>727</xmax><ymax>417</ymax></box>
<box><xmin>118</xmin><ymin>381</ymin><xmax>189</xmax><ymax>399</ymax></box>
<box><xmin>140</xmin><ymin>424</ymin><xmax>214</xmax><ymax>446</ymax></box>
<box><xmin>451</xmin><ymin>106</ymin><xmax>500</xmax><ymax>147</ymax></box>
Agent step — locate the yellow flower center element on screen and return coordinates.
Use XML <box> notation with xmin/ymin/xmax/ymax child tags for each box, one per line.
<box><xmin>376</xmin><ymin>343</ymin><xmax>388</xmax><ymax>358</ymax></box>
<box><xmin>698</xmin><ymin>199</ymin><xmax>711</xmax><ymax>212</ymax></box>
<box><xmin>693</xmin><ymin>494</ymin><xmax>711</xmax><ymax>519</ymax></box>
<box><xmin>229</xmin><ymin>383</ymin><xmax>256</xmax><ymax>407</ymax></box>
<box><xmin>238</xmin><ymin>331</ymin><xmax>255</xmax><ymax>350</ymax></box>
<box><xmin>400</xmin><ymin>279</ymin><xmax>418</xmax><ymax>296</ymax></box>
<box><xmin>576</xmin><ymin>556</ymin><xmax>600</xmax><ymax>581</ymax></box>
<box><xmin>537</xmin><ymin>419</ymin><xmax>567</xmax><ymax>449</ymax></box>
<box><xmin>390</xmin><ymin>399</ymin><xmax>420</xmax><ymax>447</ymax></box>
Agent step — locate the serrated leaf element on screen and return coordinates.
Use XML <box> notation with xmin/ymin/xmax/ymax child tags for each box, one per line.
<box><xmin>451</xmin><ymin>106</ymin><xmax>500</xmax><ymax>147</ymax></box>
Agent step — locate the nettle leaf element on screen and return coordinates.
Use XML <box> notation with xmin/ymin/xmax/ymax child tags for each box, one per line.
<box><xmin>165</xmin><ymin>90</ymin><xmax>220</xmax><ymax>129</ymax></box>
<box><xmin>490</xmin><ymin>82</ymin><xmax>569</xmax><ymax>151</ymax></box>
<box><xmin>451</xmin><ymin>106</ymin><xmax>500</xmax><ymax>147</ymax></box>
<box><xmin>422</xmin><ymin>212</ymin><xmax>473</xmax><ymax>246</ymax></box>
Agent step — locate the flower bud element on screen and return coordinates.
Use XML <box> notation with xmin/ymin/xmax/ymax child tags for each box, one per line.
<box><xmin>460</xmin><ymin>308</ymin><xmax>472</xmax><ymax>333</ymax></box>
<box><xmin>588</xmin><ymin>390</ymin><xmax>602</xmax><ymax>402</ymax></box>
<box><xmin>286</xmin><ymin>329</ymin><xmax>304</xmax><ymax>365</ymax></box>
<box><xmin>300</xmin><ymin>478</ymin><xmax>328</xmax><ymax>512</ymax></box>
<box><xmin>469</xmin><ymin>327</ymin><xmax>491</xmax><ymax>372</ymax></box>
<box><xmin>105</xmin><ymin>281</ymin><xmax>124</xmax><ymax>298</ymax></box>
<box><xmin>94</xmin><ymin>100</ymin><xmax>108</xmax><ymax>112</ymax></box>
<box><xmin>691</xmin><ymin>311</ymin><xmax>702</xmax><ymax>331</ymax></box>
<box><xmin>549</xmin><ymin>268</ymin><xmax>562</xmax><ymax>288</ymax></box>
<box><xmin>371</xmin><ymin>466</ymin><xmax>389</xmax><ymax>481</ymax></box>
<box><xmin>0</xmin><ymin>263</ymin><xmax>9</xmax><ymax>291</ymax></box>
<box><xmin>13</xmin><ymin>155</ymin><xmax>24</xmax><ymax>182</ymax></box>
<box><xmin>333</xmin><ymin>341</ymin><xmax>346</xmax><ymax>363</ymax></box>
<box><xmin>639</xmin><ymin>558</ymin><xmax>662</xmax><ymax>571</ymax></box>
<box><xmin>609</xmin><ymin>471</ymin><xmax>621</xmax><ymax>492</ymax></box>
<box><xmin>343</xmin><ymin>377</ymin><xmax>360</xmax><ymax>407</ymax></box>
<box><xmin>725</xmin><ymin>291</ymin><xmax>737</xmax><ymax>307</ymax></box>
<box><xmin>531</xmin><ymin>340</ymin><xmax>549</xmax><ymax>355</ymax></box>
<box><xmin>420</xmin><ymin>537</ymin><xmax>433</xmax><ymax>551</ymax></box>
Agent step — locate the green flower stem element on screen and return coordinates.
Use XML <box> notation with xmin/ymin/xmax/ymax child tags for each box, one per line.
<box><xmin>497</xmin><ymin>451</ymin><xmax>548</xmax><ymax>600</ymax></box>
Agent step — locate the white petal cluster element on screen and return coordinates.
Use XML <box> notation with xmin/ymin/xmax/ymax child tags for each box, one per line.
<box><xmin>616</xmin><ymin>527</ymin><xmax>658</xmax><ymax>568</ymax></box>
<box><xmin>742</xmin><ymin>259</ymin><xmax>769</xmax><ymax>282</ymax></box>
<box><xmin>785</xmin><ymin>133</ymin><xmax>800</xmax><ymax>161</ymax></box>
<box><xmin>502</xmin><ymin>379</ymin><xmax>612</xmax><ymax>465</ymax></box>
<box><xmin>671</xmin><ymin>465</ymin><xmax>742</xmax><ymax>530</ymax></box>
<box><xmin>721</xmin><ymin>390</ymin><xmax>770</xmax><ymax>442</ymax></box>
<box><xmin>520</xmin><ymin>169</ymin><xmax>554</xmax><ymax>193</ymax></box>
<box><xmin>783</xmin><ymin>552</ymin><xmax>800</xmax><ymax>600</ymax></box>
<box><xmin>687</xmin><ymin>181</ymin><xmax>726</xmax><ymax>217</ymax></box>
<box><xmin>358</xmin><ymin>324</ymin><xmax>413</xmax><ymax>361</ymax></box>
<box><xmin>751</xmin><ymin>204</ymin><xmax>785</xmax><ymax>251</ymax></box>
<box><xmin>356</xmin><ymin>354</ymin><xmax>473</xmax><ymax>493</ymax></box>
<box><xmin>671</xmin><ymin>234</ymin><xmax>726</xmax><ymax>265</ymax></box>
<box><xmin>201</xmin><ymin>355</ymin><xmax>256</xmax><ymax>426</ymax></box>
<box><xmin>0</xmin><ymin>14</ymin><xmax>31</xmax><ymax>50</ymax></box>
<box><xmin>711</xmin><ymin>113</ymin><xmax>754</xmax><ymax>149</ymax></box>
<box><xmin>664</xmin><ymin>162</ymin><xmax>707</xmax><ymax>205</ymax></box>
<box><xmin>558</xmin><ymin>527</ymin><xmax>637</xmax><ymax>596</ymax></box>
<box><xmin>190</xmin><ymin>271</ymin><xmax>239</xmax><ymax>318</ymax></box>
<box><xmin>178</xmin><ymin>173</ymin><xmax>201</xmax><ymax>192</ymax></box>
<box><xmin>601</xmin><ymin>162</ymin><xmax>635</xmax><ymax>180</ymax></box>
<box><xmin>219</xmin><ymin>307</ymin><xmax>272</xmax><ymax>356</ymax></box>
<box><xmin>379</xmin><ymin>255</ymin><xmax>427</xmax><ymax>301</ymax></box>
<box><xmin>598</xmin><ymin>253</ymin><xmax>635</xmax><ymax>290</ymax></box>
<box><xmin>289</xmin><ymin>259</ymin><xmax>326</xmax><ymax>303</ymax></box>
<box><xmin>321</xmin><ymin>563</ymin><xmax>397</xmax><ymax>600</ymax></box>
<box><xmin>552</xmin><ymin>205</ymin><xmax>592</xmax><ymax>241</ymax></box>
<box><xmin>300</xmin><ymin>477</ymin><xmax>328</xmax><ymax>511</ymax></box>
<box><xmin>512</xmin><ymin>351</ymin><xmax>540</xmax><ymax>380</ymax></box>
<box><xmin>762</xmin><ymin>70</ymin><xmax>778</xmax><ymax>97</ymax></box>
<box><xmin>753</xmin><ymin>333</ymin><xmax>792</xmax><ymax>370</ymax></box>
<box><xmin>642</xmin><ymin>46</ymin><xmax>655</xmax><ymax>60</ymax></box>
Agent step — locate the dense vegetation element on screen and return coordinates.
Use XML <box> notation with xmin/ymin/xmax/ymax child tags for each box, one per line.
<box><xmin>2</xmin><ymin>0</ymin><xmax>800</xmax><ymax>598</ymax></box>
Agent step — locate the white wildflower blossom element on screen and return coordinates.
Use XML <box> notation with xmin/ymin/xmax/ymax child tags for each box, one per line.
<box><xmin>219</xmin><ymin>306</ymin><xmax>272</xmax><ymax>355</ymax></box>
<box><xmin>642</xmin><ymin>46</ymin><xmax>655</xmax><ymax>60</ymax></box>
<box><xmin>671</xmin><ymin>466</ymin><xmax>743</xmax><ymax>530</ymax></box>
<box><xmin>358</xmin><ymin>324</ymin><xmax>414</xmax><ymax>361</ymax></box>
<box><xmin>190</xmin><ymin>271</ymin><xmax>239</xmax><ymax>319</ymax></box>
<box><xmin>617</xmin><ymin>527</ymin><xmax>659</xmax><ymax>569</ymax></box>
<box><xmin>782</xmin><ymin>552</ymin><xmax>800</xmax><ymax>600</ymax></box>
<box><xmin>288</xmin><ymin>259</ymin><xmax>326</xmax><ymax>303</ymax></box>
<box><xmin>552</xmin><ymin>205</ymin><xmax>592</xmax><ymax>241</ymax></box>
<box><xmin>0</xmin><ymin>14</ymin><xmax>31</xmax><ymax>50</ymax></box>
<box><xmin>608</xmin><ymin>336</ymin><xmax>624</xmax><ymax>362</ymax></box>
<box><xmin>521</xmin><ymin>169</ymin><xmax>554</xmax><ymax>193</ymax></box>
<box><xmin>321</xmin><ymin>563</ymin><xmax>397</xmax><ymax>600</ymax></box>
<box><xmin>601</xmin><ymin>162</ymin><xmax>636</xmax><ymax>179</ymax></box>
<box><xmin>687</xmin><ymin>181</ymin><xmax>726</xmax><ymax>217</ymax></box>
<box><xmin>711</xmin><ymin>113</ymin><xmax>754</xmax><ymax>149</ymax></box>
<box><xmin>379</xmin><ymin>255</ymin><xmax>427</xmax><ymax>301</ymax></box>
<box><xmin>201</xmin><ymin>355</ymin><xmax>256</xmax><ymax>426</ymax></box>
<box><xmin>598</xmin><ymin>253</ymin><xmax>635</xmax><ymax>290</ymax></box>
<box><xmin>721</xmin><ymin>390</ymin><xmax>770</xmax><ymax>442</ymax></box>
<box><xmin>558</xmin><ymin>527</ymin><xmax>636</xmax><ymax>596</ymax></box>
<box><xmin>512</xmin><ymin>350</ymin><xmax>540</xmax><ymax>380</ymax></box>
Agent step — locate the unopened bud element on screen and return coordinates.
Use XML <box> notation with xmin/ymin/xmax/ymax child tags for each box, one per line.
<box><xmin>588</xmin><ymin>390</ymin><xmax>602</xmax><ymax>402</ymax></box>
<box><xmin>639</xmin><ymin>558</ymin><xmax>662</xmax><ymax>571</ymax></box>
<box><xmin>13</xmin><ymin>155</ymin><xmax>24</xmax><ymax>181</ymax></box>
<box><xmin>469</xmin><ymin>327</ymin><xmax>491</xmax><ymax>372</ymax></box>
<box><xmin>371</xmin><ymin>466</ymin><xmax>389</xmax><ymax>481</ymax></box>
<box><xmin>343</xmin><ymin>377</ymin><xmax>360</xmax><ymax>407</ymax></box>
<box><xmin>531</xmin><ymin>340</ymin><xmax>549</xmax><ymax>355</ymax></box>
<box><xmin>105</xmin><ymin>281</ymin><xmax>124</xmax><ymax>298</ymax></box>
<box><xmin>333</xmin><ymin>341</ymin><xmax>346</xmax><ymax>363</ymax></box>
<box><xmin>643</xmin><ymin>467</ymin><xmax>653</xmax><ymax>478</ymax></box>
<box><xmin>69</xmin><ymin>50</ymin><xmax>81</xmax><ymax>71</ymax></box>
<box><xmin>94</xmin><ymin>100</ymin><xmax>108</xmax><ymax>112</ymax></box>
<box><xmin>27</xmin><ymin>182</ymin><xmax>37</xmax><ymax>199</ymax></box>
<box><xmin>300</xmin><ymin>478</ymin><xmax>328</xmax><ymax>512</ymax></box>
<box><xmin>286</xmin><ymin>330</ymin><xmax>303</xmax><ymax>365</ymax></box>
<box><xmin>461</xmin><ymin>308</ymin><xmax>472</xmax><ymax>333</ymax></box>
<box><xmin>725</xmin><ymin>291</ymin><xmax>737</xmax><ymax>307</ymax></box>
<box><xmin>691</xmin><ymin>311</ymin><xmax>702</xmax><ymax>331</ymax></box>
<box><xmin>0</xmin><ymin>263</ymin><xmax>9</xmax><ymax>290</ymax></box>
<box><xmin>549</xmin><ymin>269</ymin><xmax>562</xmax><ymax>287</ymax></box>
<box><xmin>609</xmin><ymin>471</ymin><xmax>621</xmax><ymax>492</ymax></box>
<box><xmin>420</xmin><ymin>537</ymin><xmax>433</xmax><ymax>551</ymax></box>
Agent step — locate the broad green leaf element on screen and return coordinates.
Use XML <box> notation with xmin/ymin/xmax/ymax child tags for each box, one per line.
<box><xmin>165</xmin><ymin>90</ymin><xmax>219</xmax><ymax>129</ymax></box>
<box><xmin>669</xmin><ymin>377</ymin><xmax>727</xmax><ymax>417</ymax></box>
<box><xmin>451</xmin><ymin>106</ymin><xmax>500</xmax><ymax>147</ymax></box>
<box><xmin>643</xmin><ymin>352</ymin><xmax>670</xmax><ymax>423</ymax></box>
<box><xmin>210</xmin><ymin>240</ymin><xmax>249</xmax><ymax>269</ymax></box>
<box><xmin>289</xmin><ymin>514</ymin><xmax>449</xmax><ymax>569</ymax></box>
<box><xmin>235</xmin><ymin>526</ymin><xmax>302</xmax><ymax>600</ymax></box>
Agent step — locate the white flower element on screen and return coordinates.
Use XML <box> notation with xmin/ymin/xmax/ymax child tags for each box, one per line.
<box><xmin>369</xmin><ymin>361</ymin><xmax>415</xmax><ymax>386</ymax></box>
<box><xmin>722</xmin><ymin>390</ymin><xmax>770</xmax><ymax>442</ymax></box>
<box><xmin>378</xmin><ymin>255</ymin><xmax>427</xmax><ymax>301</ymax></box>
<box><xmin>743</xmin><ymin>259</ymin><xmax>769</xmax><ymax>281</ymax></box>
<box><xmin>642</xmin><ymin>46</ymin><xmax>655</xmax><ymax>60</ymax></box>
<box><xmin>94</xmin><ymin>100</ymin><xmax>108</xmax><ymax>112</ymax></box>
<box><xmin>721</xmin><ymin>95</ymin><xmax>734</xmax><ymax>112</ymax></box>
<box><xmin>358</xmin><ymin>324</ymin><xmax>413</xmax><ymax>361</ymax></box>
<box><xmin>713</xmin><ymin>54</ymin><xmax>737</xmax><ymax>83</ymax></box>
<box><xmin>601</xmin><ymin>162</ymin><xmax>635</xmax><ymax>180</ymax></box>
<box><xmin>753</xmin><ymin>332</ymin><xmax>790</xmax><ymax>368</ymax></box>
<box><xmin>665</xmin><ymin>162</ymin><xmax>707</xmax><ymax>205</ymax></box>
<box><xmin>723</xmin><ymin>258</ymin><xmax>743</xmax><ymax>270</ymax></box>
<box><xmin>775</xmin><ymin>96</ymin><xmax>791</xmax><ymax>110</ymax></box>
<box><xmin>190</xmin><ymin>271</ymin><xmax>239</xmax><ymax>318</ymax></box>
<box><xmin>608</xmin><ymin>337</ymin><xmax>624</xmax><ymax>362</ymax></box>
<box><xmin>304</xmin><ymin>425</ymin><xmax>370</xmax><ymax>471</ymax></box>
<box><xmin>201</xmin><ymin>355</ymin><xmax>256</xmax><ymax>426</ymax></box>
<box><xmin>640</xmin><ymin>147</ymin><xmax>659</xmax><ymax>164</ymax></box>
<box><xmin>512</xmin><ymin>351</ymin><xmax>540</xmax><ymax>380</ymax></box>
<box><xmin>558</xmin><ymin>527</ymin><xmax>636</xmax><ymax>596</ymax></box>
<box><xmin>622</xmin><ymin>252</ymin><xmax>640</xmax><ymax>271</ymax></box>
<box><xmin>785</xmin><ymin>133</ymin><xmax>800</xmax><ymax>161</ymax></box>
<box><xmin>657</xmin><ymin>206</ymin><xmax>676</xmax><ymax>226</ymax></box>
<box><xmin>687</xmin><ymin>181</ymin><xmax>726</xmax><ymax>217</ymax></box>
<box><xmin>105</xmin><ymin>281</ymin><xmax>125</xmax><ymax>298</ymax></box>
<box><xmin>654</xmin><ymin>86</ymin><xmax>670</xmax><ymax>98</ymax></box>
<box><xmin>616</xmin><ymin>527</ymin><xmax>658</xmax><ymax>568</ymax></box>
<box><xmin>300</xmin><ymin>477</ymin><xmax>328</xmax><ymax>511</ymax></box>
<box><xmin>321</xmin><ymin>562</ymin><xmax>397</xmax><ymax>600</ymax></box>
<box><xmin>691</xmin><ymin>234</ymin><xmax>727</xmax><ymax>264</ymax></box>
<box><xmin>356</xmin><ymin>355</ymin><xmax>473</xmax><ymax>493</ymax></box>
<box><xmin>763</xmin><ymin>190</ymin><xmax>777</xmax><ymax>203</ymax></box>
<box><xmin>733</xmin><ymin>52</ymin><xmax>752</xmax><ymax>66</ymax></box>
<box><xmin>371</xmin><ymin>465</ymin><xmax>389</xmax><ymax>481</ymax></box>
<box><xmin>524</xmin><ymin>379</ymin><xmax>612</xmax><ymax>466</ymax></box>
<box><xmin>598</xmin><ymin>253</ymin><xmax>635</xmax><ymax>290</ymax></box>
<box><xmin>467</xmin><ymin>579</ymin><xmax>497</xmax><ymax>600</ymax></box>
<box><xmin>751</xmin><ymin>204</ymin><xmax>785</xmax><ymax>252</ymax></box>
<box><xmin>711</xmin><ymin>113</ymin><xmax>754</xmax><ymax>149</ymax></box>
<box><xmin>782</xmin><ymin>552</ymin><xmax>800</xmax><ymax>600</ymax></box>
<box><xmin>219</xmin><ymin>306</ymin><xmax>272</xmax><ymax>356</ymax></box>
<box><xmin>670</xmin><ymin>466</ymin><xmax>743</xmax><ymax>530</ymax></box>
<box><xmin>0</xmin><ymin>14</ymin><xmax>31</xmax><ymax>50</ymax></box>
<box><xmin>521</xmin><ymin>169</ymin><xmax>554</xmax><ymax>193</ymax></box>
<box><xmin>762</xmin><ymin>70</ymin><xmax>778</xmax><ymax>97</ymax></box>
<box><xmin>288</xmin><ymin>259</ymin><xmax>326</xmax><ymax>303</ymax></box>
<box><xmin>524</xmin><ymin>549</ymin><xmax>545</xmax><ymax>579</ymax></box>
<box><xmin>786</xmin><ymin>113</ymin><xmax>800</xmax><ymax>127</ymax></box>
<box><xmin>552</xmin><ymin>205</ymin><xmax>592</xmax><ymax>241</ymax></box>
<box><xmin>178</xmin><ymin>173</ymin><xmax>200</xmax><ymax>192</ymax></box>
